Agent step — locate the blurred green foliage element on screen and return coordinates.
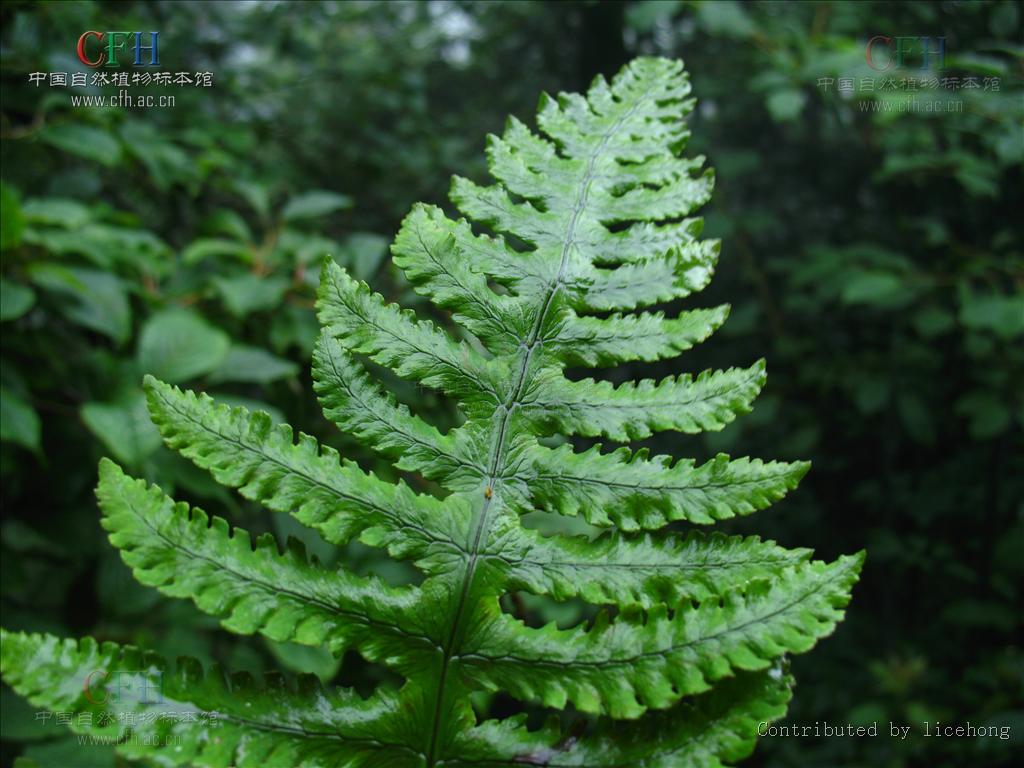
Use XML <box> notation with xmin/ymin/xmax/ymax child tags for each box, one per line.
<box><xmin>1</xmin><ymin>1</ymin><xmax>1021</xmax><ymax>767</ymax></box>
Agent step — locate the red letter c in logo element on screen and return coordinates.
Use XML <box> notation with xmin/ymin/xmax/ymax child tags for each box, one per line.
<box><xmin>83</xmin><ymin>669</ymin><xmax>109</xmax><ymax>704</ymax></box>
<box><xmin>77</xmin><ymin>31</ymin><xmax>105</xmax><ymax>67</ymax></box>
<box><xmin>866</xmin><ymin>35</ymin><xmax>893</xmax><ymax>71</ymax></box>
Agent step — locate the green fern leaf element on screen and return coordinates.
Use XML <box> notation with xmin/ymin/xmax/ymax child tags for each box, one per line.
<box><xmin>450</xmin><ymin>669</ymin><xmax>793</xmax><ymax>767</ymax></box>
<box><xmin>96</xmin><ymin>459</ymin><xmax>428</xmax><ymax>657</ymax></box>
<box><xmin>0</xmin><ymin>629</ymin><xmax>417</xmax><ymax>768</ymax></box>
<box><xmin>457</xmin><ymin>554</ymin><xmax>862</xmax><ymax>718</ymax></box>
<box><xmin>1</xmin><ymin>56</ymin><xmax>862</xmax><ymax>767</ymax></box>
<box><xmin>520</xmin><ymin>361</ymin><xmax>767</xmax><ymax>440</ymax></box>
<box><xmin>143</xmin><ymin>376</ymin><xmax>471</xmax><ymax>564</ymax></box>
<box><xmin>529</xmin><ymin>445</ymin><xmax>811</xmax><ymax>529</ymax></box>
<box><xmin>505</xmin><ymin>530</ymin><xmax>812</xmax><ymax>607</ymax></box>
<box><xmin>553</xmin><ymin>304</ymin><xmax>730</xmax><ymax>366</ymax></box>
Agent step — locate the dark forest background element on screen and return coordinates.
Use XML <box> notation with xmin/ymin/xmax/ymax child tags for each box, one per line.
<box><xmin>1</xmin><ymin>1</ymin><xmax>1021</xmax><ymax>767</ymax></box>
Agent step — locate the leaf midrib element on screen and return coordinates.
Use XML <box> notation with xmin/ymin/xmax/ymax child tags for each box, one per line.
<box><xmin>532</xmin><ymin>462</ymin><xmax>803</xmax><ymax>493</ymax></box>
<box><xmin>425</xmin><ymin>82</ymin><xmax>657</xmax><ymax>767</ymax></box>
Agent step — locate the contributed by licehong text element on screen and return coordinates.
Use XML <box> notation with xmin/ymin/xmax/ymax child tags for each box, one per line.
<box><xmin>758</xmin><ymin>719</ymin><xmax>1012</xmax><ymax>741</ymax></box>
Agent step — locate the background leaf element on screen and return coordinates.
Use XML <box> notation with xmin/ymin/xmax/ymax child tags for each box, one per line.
<box><xmin>0</xmin><ymin>281</ymin><xmax>35</xmax><ymax>322</ymax></box>
<box><xmin>281</xmin><ymin>191</ymin><xmax>353</xmax><ymax>221</ymax></box>
<box><xmin>27</xmin><ymin>264</ymin><xmax>131</xmax><ymax>344</ymax></box>
<box><xmin>38</xmin><ymin>124</ymin><xmax>122</xmax><ymax>167</ymax></box>
<box><xmin>212</xmin><ymin>274</ymin><xmax>290</xmax><ymax>317</ymax></box>
<box><xmin>0</xmin><ymin>389</ymin><xmax>40</xmax><ymax>453</ymax></box>
<box><xmin>137</xmin><ymin>309</ymin><xmax>230</xmax><ymax>382</ymax></box>
<box><xmin>208</xmin><ymin>345</ymin><xmax>299</xmax><ymax>385</ymax></box>
<box><xmin>81</xmin><ymin>391</ymin><xmax>162</xmax><ymax>467</ymax></box>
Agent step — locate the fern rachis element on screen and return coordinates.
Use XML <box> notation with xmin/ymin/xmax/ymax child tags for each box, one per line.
<box><xmin>1</xmin><ymin>57</ymin><xmax>863</xmax><ymax>767</ymax></box>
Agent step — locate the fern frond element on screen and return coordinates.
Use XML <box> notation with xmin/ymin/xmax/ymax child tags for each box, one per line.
<box><xmin>415</xmin><ymin>203</ymin><xmax>552</xmax><ymax>291</ymax></box>
<box><xmin>591</xmin><ymin>218</ymin><xmax>706</xmax><ymax>264</ymax></box>
<box><xmin>2</xmin><ymin>56</ymin><xmax>862</xmax><ymax>768</ymax></box>
<box><xmin>458</xmin><ymin>554</ymin><xmax>862</xmax><ymax>718</ymax></box>
<box><xmin>527</xmin><ymin>446</ymin><xmax>811</xmax><ymax>529</ymax></box>
<box><xmin>312</xmin><ymin>333</ymin><xmax>478</xmax><ymax>482</ymax></box>
<box><xmin>506</xmin><ymin>530</ymin><xmax>811</xmax><ymax>607</ymax></box>
<box><xmin>553</xmin><ymin>305</ymin><xmax>729</xmax><ymax>366</ymax></box>
<box><xmin>576</xmin><ymin>239</ymin><xmax>720</xmax><ymax>311</ymax></box>
<box><xmin>0</xmin><ymin>630</ymin><xmax>419</xmax><ymax>768</ymax></box>
<box><xmin>97</xmin><ymin>460</ymin><xmax>429</xmax><ymax>657</ymax></box>
<box><xmin>450</xmin><ymin>670</ymin><xmax>792</xmax><ymax>768</ymax></box>
<box><xmin>392</xmin><ymin>204</ymin><xmax>531</xmax><ymax>349</ymax></box>
<box><xmin>318</xmin><ymin>260</ymin><xmax>508</xmax><ymax>404</ymax></box>
<box><xmin>521</xmin><ymin>362</ymin><xmax>766</xmax><ymax>441</ymax></box>
<box><xmin>144</xmin><ymin>376</ymin><xmax>470</xmax><ymax>565</ymax></box>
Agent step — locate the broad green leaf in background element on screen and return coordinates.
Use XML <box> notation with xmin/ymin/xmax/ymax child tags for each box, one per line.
<box><xmin>282</xmin><ymin>231</ymin><xmax>341</xmax><ymax>270</ymax></box>
<box><xmin>137</xmin><ymin>308</ymin><xmax>230</xmax><ymax>383</ymax></box>
<box><xmin>269</xmin><ymin>304</ymin><xmax>320</xmax><ymax>357</ymax></box>
<box><xmin>954</xmin><ymin>391</ymin><xmax>1013</xmax><ymax>440</ymax></box>
<box><xmin>182</xmin><ymin>238</ymin><xmax>253</xmax><ymax>265</ymax></box>
<box><xmin>766</xmin><ymin>89</ymin><xmax>807</xmax><ymax>122</ymax></box>
<box><xmin>959</xmin><ymin>290</ymin><xmax>1024</xmax><ymax>340</ymax></box>
<box><xmin>0</xmin><ymin>280</ymin><xmax>36</xmax><ymax>322</ymax></box>
<box><xmin>20</xmin><ymin>198</ymin><xmax>92</xmax><ymax>229</ymax></box>
<box><xmin>840</xmin><ymin>270</ymin><xmax>915</xmax><ymax>309</ymax></box>
<box><xmin>1</xmin><ymin>520</ymin><xmax>66</xmax><ymax>557</ymax></box>
<box><xmin>913</xmin><ymin>306</ymin><xmax>956</xmax><ymax>338</ymax></box>
<box><xmin>208</xmin><ymin>345</ymin><xmax>299</xmax><ymax>385</ymax></box>
<box><xmin>38</xmin><ymin>124</ymin><xmax>122</xmax><ymax>167</ymax></box>
<box><xmin>207</xmin><ymin>393</ymin><xmax>286</xmax><ymax>425</ymax></box>
<box><xmin>81</xmin><ymin>390</ymin><xmax>163</xmax><ymax>467</ymax></box>
<box><xmin>204</xmin><ymin>209</ymin><xmax>254</xmax><ymax>242</ymax></box>
<box><xmin>95</xmin><ymin>547</ymin><xmax>164</xmax><ymax>617</ymax></box>
<box><xmin>120</xmin><ymin>122</ymin><xmax>192</xmax><ymax>191</ymax></box>
<box><xmin>23</xmin><ymin>224</ymin><xmax>171</xmax><ymax>273</ymax></box>
<box><xmin>694</xmin><ymin>0</ymin><xmax>756</xmax><ymax>38</ymax></box>
<box><xmin>281</xmin><ymin>190</ymin><xmax>353</xmax><ymax>221</ymax></box>
<box><xmin>339</xmin><ymin>232</ymin><xmax>390</xmax><ymax>280</ymax></box>
<box><xmin>626</xmin><ymin>0</ymin><xmax>684</xmax><ymax>32</ymax></box>
<box><xmin>951</xmin><ymin>152</ymin><xmax>1000</xmax><ymax>198</ymax></box>
<box><xmin>0</xmin><ymin>388</ymin><xmax>40</xmax><ymax>453</ymax></box>
<box><xmin>232</xmin><ymin>179</ymin><xmax>272</xmax><ymax>220</ymax></box>
<box><xmin>27</xmin><ymin>264</ymin><xmax>131</xmax><ymax>344</ymax></box>
<box><xmin>212</xmin><ymin>273</ymin><xmax>290</xmax><ymax>317</ymax></box>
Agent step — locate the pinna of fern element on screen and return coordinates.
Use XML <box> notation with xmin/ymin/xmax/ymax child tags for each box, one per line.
<box><xmin>1</xmin><ymin>57</ymin><xmax>863</xmax><ymax>767</ymax></box>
